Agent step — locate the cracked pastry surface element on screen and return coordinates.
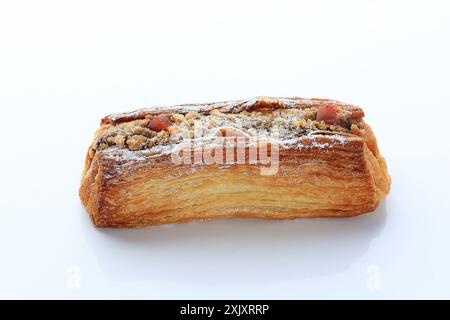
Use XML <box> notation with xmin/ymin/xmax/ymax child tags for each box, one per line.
<box><xmin>80</xmin><ymin>96</ymin><xmax>390</xmax><ymax>228</ymax></box>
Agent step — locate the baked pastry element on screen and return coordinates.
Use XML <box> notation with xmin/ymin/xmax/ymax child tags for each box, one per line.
<box><xmin>80</xmin><ymin>96</ymin><xmax>390</xmax><ymax>227</ymax></box>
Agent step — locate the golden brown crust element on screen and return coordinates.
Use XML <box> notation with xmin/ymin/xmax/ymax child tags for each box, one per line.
<box><xmin>80</xmin><ymin>96</ymin><xmax>390</xmax><ymax>228</ymax></box>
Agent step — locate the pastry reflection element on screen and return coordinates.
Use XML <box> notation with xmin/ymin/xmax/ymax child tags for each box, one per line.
<box><xmin>82</xmin><ymin>202</ymin><xmax>387</xmax><ymax>285</ymax></box>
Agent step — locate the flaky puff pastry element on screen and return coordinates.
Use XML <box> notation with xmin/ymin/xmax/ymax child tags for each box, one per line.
<box><xmin>80</xmin><ymin>97</ymin><xmax>390</xmax><ymax>227</ymax></box>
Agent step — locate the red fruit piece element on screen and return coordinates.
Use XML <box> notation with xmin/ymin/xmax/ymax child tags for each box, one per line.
<box><xmin>149</xmin><ymin>114</ymin><xmax>172</xmax><ymax>131</ymax></box>
<box><xmin>316</xmin><ymin>105</ymin><xmax>337</xmax><ymax>125</ymax></box>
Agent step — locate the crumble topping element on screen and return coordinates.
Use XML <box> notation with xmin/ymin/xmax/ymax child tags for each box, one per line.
<box><xmin>93</xmin><ymin>107</ymin><xmax>362</xmax><ymax>152</ymax></box>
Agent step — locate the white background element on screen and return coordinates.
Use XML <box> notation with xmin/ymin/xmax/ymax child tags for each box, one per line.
<box><xmin>0</xmin><ymin>0</ymin><xmax>449</xmax><ymax>299</ymax></box>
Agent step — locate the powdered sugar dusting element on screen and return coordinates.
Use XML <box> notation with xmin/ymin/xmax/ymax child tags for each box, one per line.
<box><xmin>280</xmin><ymin>132</ymin><xmax>352</xmax><ymax>150</ymax></box>
<box><xmin>280</xmin><ymin>98</ymin><xmax>314</xmax><ymax>107</ymax></box>
<box><xmin>306</xmin><ymin>132</ymin><xmax>348</xmax><ymax>145</ymax></box>
<box><xmin>100</xmin><ymin>131</ymin><xmax>353</xmax><ymax>164</ymax></box>
<box><xmin>99</xmin><ymin>97</ymin><xmax>362</xmax><ymax>163</ymax></box>
<box><xmin>104</xmin><ymin>96</ymin><xmax>361</xmax><ymax>124</ymax></box>
<box><xmin>101</xmin><ymin>148</ymin><xmax>147</xmax><ymax>161</ymax></box>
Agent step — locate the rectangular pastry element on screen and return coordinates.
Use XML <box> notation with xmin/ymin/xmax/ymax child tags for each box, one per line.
<box><xmin>80</xmin><ymin>96</ymin><xmax>390</xmax><ymax>227</ymax></box>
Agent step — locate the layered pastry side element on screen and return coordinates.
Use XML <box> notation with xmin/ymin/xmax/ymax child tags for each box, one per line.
<box><xmin>80</xmin><ymin>97</ymin><xmax>391</xmax><ymax>227</ymax></box>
